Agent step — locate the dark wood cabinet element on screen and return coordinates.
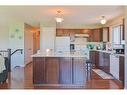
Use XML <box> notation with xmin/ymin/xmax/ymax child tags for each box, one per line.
<box><xmin>33</xmin><ymin>57</ymin><xmax>46</xmax><ymax>84</ymax></box>
<box><xmin>98</xmin><ymin>52</ymin><xmax>104</xmax><ymax>70</ymax></box>
<box><xmin>56</xmin><ymin>28</ymin><xmax>103</xmax><ymax>42</ymax></box>
<box><xmin>90</xmin><ymin>51</ymin><xmax>96</xmax><ymax>65</ymax></box>
<box><xmin>98</xmin><ymin>52</ymin><xmax>110</xmax><ymax>73</ymax></box>
<box><xmin>88</xmin><ymin>29</ymin><xmax>102</xmax><ymax>42</ymax></box>
<box><xmin>103</xmin><ymin>53</ymin><xmax>110</xmax><ymax>73</ymax></box>
<box><xmin>90</xmin><ymin>51</ymin><xmax>110</xmax><ymax>73</ymax></box>
<box><xmin>33</xmin><ymin>57</ymin><xmax>86</xmax><ymax>85</ymax></box>
<box><xmin>59</xmin><ymin>58</ymin><xmax>72</xmax><ymax>84</ymax></box>
<box><xmin>93</xmin><ymin>29</ymin><xmax>103</xmax><ymax>42</ymax></box>
<box><xmin>45</xmin><ymin>58</ymin><xmax>59</xmax><ymax>84</ymax></box>
<box><xmin>95</xmin><ymin>51</ymin><xmax>99</xmax><ymax>68</ymax></box>
<box><xmin>73</xmin><ymin>58</ymin><xmax>85</xmax><ymax>84</ymax></box>
<box><xmin>90</xmin><ymin>51</ymin><xmax>99</xmax><ymax>68</ymax></box>
<box><xmin>119</xmin><ymin>56</ymin><xmax>124</xmax><ymax>85</ymax></box>
<box><xmin>59</xmin><ymin>57</ymin><xmax>85</xmax><ymax>84</ymax></box>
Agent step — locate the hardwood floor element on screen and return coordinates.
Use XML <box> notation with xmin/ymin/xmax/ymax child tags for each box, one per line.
<box><xmin>0</xmin><ymin>63</ymin><xmax>124</xmax><ymax>89</ymax></box>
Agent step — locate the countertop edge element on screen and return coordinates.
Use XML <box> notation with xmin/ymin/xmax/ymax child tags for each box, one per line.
<box><xmin>91</xmin><ymin>50</ymin><xmax>125</xmax><ymax>57</ymax></box>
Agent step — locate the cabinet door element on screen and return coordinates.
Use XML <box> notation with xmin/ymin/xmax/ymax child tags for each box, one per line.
<box><xmin>90</xmin><ymin>51</ymin><xmax>96</xmax><ymax>65</ymax></box>
<box><xmin>73</xmin><ymin>58</ymin><xmax>86</xmax><ymax>84</ymax></box>
<box><xmin>98</xmin><ymin>52</ymin><xmax>104</xmax><ymax>70</ymax></box>
<box><xmin>90</xmin><ymin>51</ymin><xmax>99</xmax><ymax>68</ymax></box>
<box><xmin>93</xmin><ymin>29</ymin><xmax>102</xmax><ymax>42</ymax></box>
<box><xmin>88</xmin><ymin>30</ymin><xmax>94</xmax><ymax>42</ymax></box>
<box><xmin>59</xmin><ymin>58</ymin><xmax>72</xmax><ymax>84</ymax></box>
<box><xmin>45</xmin><ymin>57</ymin><xmax>59</xmax><ymax>84</ymax></box>
<box><xmin>95</xmin><ymin>51</ymin><xmax>100</xmax><ymax>68</ymax></box>
<box><xmin>119</xmin><ymin>56</ymin><xmax>124</xmax><ymax>85</ymax></box>
<box><xmin>88</xmin><ymin>29</ymin><xmax>102</xmax><ymax>42</ymax></box>
<box><xmin>33</xmin><ymin>57</ymin><xmax>46</xmax><ymax>84</ymax></box>
<box><xmin>104</xmin><ymin>53</ymin><xmax>110</xmax><ymax>73</ymax></box>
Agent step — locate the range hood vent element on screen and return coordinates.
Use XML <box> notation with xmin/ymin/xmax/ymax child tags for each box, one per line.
<box><xmin>75</xmin><ymin>34</ymin><xmax>89</xmax><ymax>38</ymax></box>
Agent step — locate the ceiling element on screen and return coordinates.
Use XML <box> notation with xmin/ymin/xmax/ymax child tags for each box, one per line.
<box><xmin>0</xmin><ymin>6</ymin><xmax>124</xmax><ymax>28</ymax></box>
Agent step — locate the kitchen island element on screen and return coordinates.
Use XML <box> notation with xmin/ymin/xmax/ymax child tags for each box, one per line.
<box><xmin>32</xmin><ymin>52</ymin><xmax>88</xmax><ymax>86</ymax></box>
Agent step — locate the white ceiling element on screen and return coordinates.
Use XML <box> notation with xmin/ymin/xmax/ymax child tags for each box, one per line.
<box><xmin>0</xmin><ymin>6</ymin><xmax>124</xmax><ymax>28</ymax></box>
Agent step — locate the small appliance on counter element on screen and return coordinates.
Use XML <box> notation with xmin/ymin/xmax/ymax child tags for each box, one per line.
<box><xmin>115</xmin><ymin>49</ymin><xmax>124</xmax><ymax>54</ymax></box>
<box><xmin>96</xmin><ymin>43</ymin><xmax>103</xmax><ymax>50</ymax></box>
<box><xmin>102</xmin><ymin>42</ymin><xmax>107</xmax><ymax>50</ymax></box>
<box><xmin>113</xmin><ymin>44</ymin><xmax>125</xmax><ymax>54</ymax></box>
<box><xmin>87</xmin><ymin>44</ymin><xmax>95</xmax><ymax>50</ymax></box>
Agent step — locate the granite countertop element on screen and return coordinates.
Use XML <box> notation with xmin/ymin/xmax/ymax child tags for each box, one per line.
<box><xmin>31</xmin><ymin>52</ymin><xmax>88</xmax><ymax>58</ymax></box>
<box><xmin>91</xmin><ymin>50</ymin><xmax>124</xmax><ymax>57</ymax></box>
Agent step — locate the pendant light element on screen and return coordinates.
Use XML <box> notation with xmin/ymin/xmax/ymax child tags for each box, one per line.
<box><xmin>100</xmin><ymin>16</ymin><xmax>107</xmax><ymax>24</ymax></box>
<box><xmin>55</xmin><ymin>10</ymin><xmax>64</xmax><ymax>23</ymax></box>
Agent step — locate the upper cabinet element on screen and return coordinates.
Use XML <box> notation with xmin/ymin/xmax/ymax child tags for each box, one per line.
<box><xmin>56</xmin><ymin>29</ymin><xmax>82</xmax><ymax>36</ymax></box>
<box><xmin>56</xmin><ymin>28</ymin><xmax>103</xmax><ymax>42</ymax></box>
<box><xmin>112</xmin><ymin>24</ymin><xmax>124</xmax><ymax>44</ymax></box>
<box><xmin>88</xmin><ymin>28</ymin><xmax>102</xmax><ymax>42</ymax></box>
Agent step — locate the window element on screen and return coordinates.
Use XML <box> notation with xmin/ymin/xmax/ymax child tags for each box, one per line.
<box><xmin>112</xmin><ymin>25</ymin><xmax>123</xmax><ymax>44</ymax></box>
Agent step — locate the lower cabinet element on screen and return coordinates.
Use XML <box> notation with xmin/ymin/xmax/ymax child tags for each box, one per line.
<box><xmin>73</xmin><ymin>58</ymin><xmax>85</xmax><ymax>84</ymax></box>
<box><xmin>33</xmin><ymin>57</ymin><xmax>46</xmax><ymax>84</ymax></box>
<box><xmin>98</xmin><ymin>52</ymin><xmax>104</xmax><ymax>70</ymax></box>
<box><xmin>45</xmin><ymin>58</ymin><xmax>59</xmax><ymax>84</ymax></box>
<box><xmin>90</xmin><ymin>51</ymin><xmax>99</xmax><ymax>68</ymax></box>
<box><xmin>90</xmin><ymin>50</ymin><xmax>125</xmax><ymax>85</ymax></box>
<box><xmin>98</xmin><ymin>52</ymin><xmax>110</xmax><ymax>73</ymax></box>
<box><xmin>90</xmin><ymin>51</ymin><xmax>96</xmax><ymax>65</ymax></box>
<box><xmin>33</xmin><ymin>57</ymin><xmax>86</xmax><ymax>85</ymax></box>
<box><xmin>103</xmin><ymin>53</ymin><xmax>110</xmax><ymax>73</ymax></box>
<box><xmin>59</xmin><ymin>58</ymin><xmax>72</xmax><ymax>84</ymax></box>
<box><xmin>59</xmin><ymin>57</ymin><xmax>85</xmax><ymax>84</ymax></box>
<box><xmin>119</xmin><ymin>56</ymin><xmax>124</xmax><ymax>85</ymax></box>
<box><xmin>90</xmin><ymin>51</ymin><xmax>110</xmax><ymax>73</ymax></box>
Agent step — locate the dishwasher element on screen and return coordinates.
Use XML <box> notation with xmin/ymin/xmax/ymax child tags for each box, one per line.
<box><xmin>110</xmin><ymin>54</ymin><xmax>119</xmax><ymax>80</ymax></box>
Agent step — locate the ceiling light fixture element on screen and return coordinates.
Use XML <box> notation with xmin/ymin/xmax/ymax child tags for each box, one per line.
<box><xmin>55</xmin><ymin>10</ymin><xmax>64</xmax><ymax>23</ymax></box>
<box><xmin>100</xmin><ymin>16</ymin><xmax>107</xmax><ymax>24</ymax></box>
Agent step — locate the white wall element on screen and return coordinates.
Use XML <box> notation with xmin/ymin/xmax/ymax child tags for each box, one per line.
<box><xmin>0</xmin><ymin>25</ymin><xmax>9</xmax><ymax>50</ymax></box>
<box><xmin>9</xmin><ymin>22</ymin><xmax>25</xmax><ymax>69</ymax></box>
